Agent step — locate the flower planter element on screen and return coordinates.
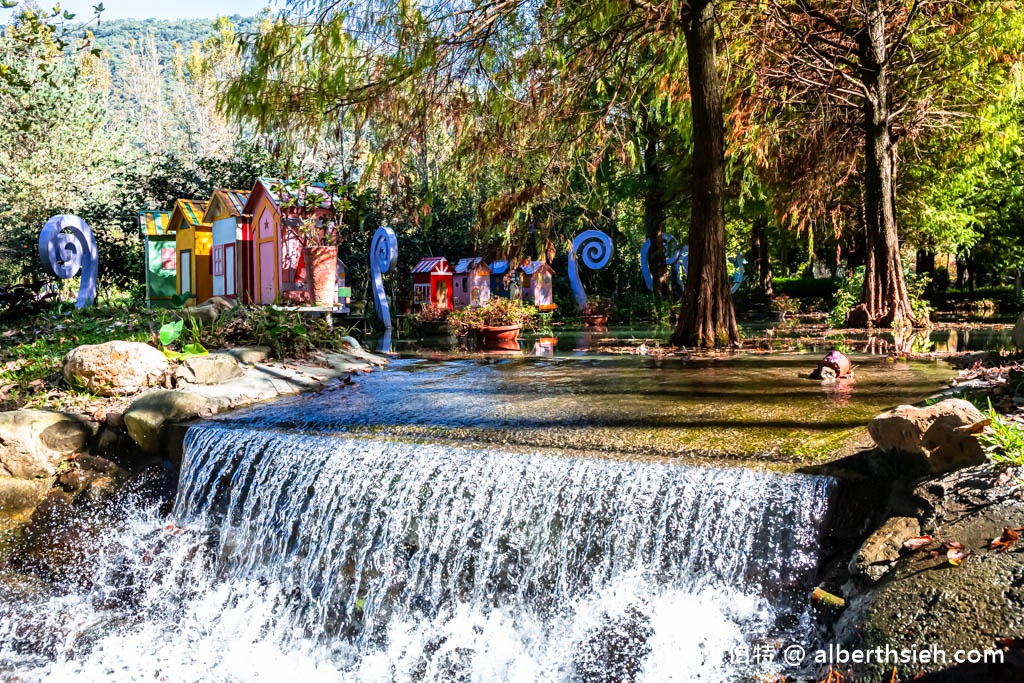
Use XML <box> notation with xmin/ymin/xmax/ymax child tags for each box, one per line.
<box><xmin>478</xmin><ymin>324</ymin><xmax>521</xmax><ymax>351</ymax></box>
<box><xmin>419</xmin><ymin>321</ymin><xmax>451</xmax><ymax>337</ymax></box>
<box><xmin>582</xmin><ymin>313</ymin><xmax>608</xmax><ymax>327</ymax></box>
<box><xmin>306</xmin><ymin>246</ymin><xmax>338</xmax><ymax>306</ymax></box>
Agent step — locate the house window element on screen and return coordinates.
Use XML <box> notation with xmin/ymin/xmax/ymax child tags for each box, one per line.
<box><xmin>414</xmin><ymin>283</ymin><xmax>430</xmax><ymax>304</ymax></box>
<box><xmin>212</xmin><ymin>246</ymin><xmax>225</xmax><ymax>276</ymax></box>
<box><xmin>462</xmin><ymin>277</ymin><xmax>468</xmax><ymax>291</ymax></box>
<box><xmin>161</xmin><ymin>247</ymin><xmax>176</xmax><ymax>271</ymax></box>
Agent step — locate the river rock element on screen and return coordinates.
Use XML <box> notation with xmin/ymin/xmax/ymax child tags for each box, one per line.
<box><xmin>221</xmin><ymin>346</ymin><xmax>270</xmax><ymax>365</ymax></box>
<box><xmin>868</xmin><ymin>399</ymin><xmax>987</xmax><ymax>474</ymax></box>
<box><xmin>0</xmin><ymin>410</ymin><xmax>95</xmax><ymax>479</ymax></box>
<box><xmin>0</xmin><ymin>477</ymin><xmax>51</xmax><ymax>513</ymax></box>
<box><xmin>123</xmin><ymin>389</ymin><xmax>214</xmax><ymax>456</ymax></box>
<box><xmin>63</xmin><ymin>341</ymin><xmax>168</xmax><ymax>397</ymax></box>
<box><xmin>849</xmin><ymin>516</ymin><xmax>920</xmax><ymax>582</ymax></box>
<box><xmin>835</xmin><ymin>465</ymin><xmax>1024</xmax><ymax>682</ymax></box>
<box><xmin>174</xmin><ymin>354</ymin><xmax>244</xmax><ymax>385</ymax></box>
<box><xmin>1014</xmin><ymin>312</ymin><xmax>1024</xmax><ymax>351</ymax></box>
<box><xmin>179</xmin><ymin>296</ymin><xmax>236</xmax><ymax>326</ymax></box>
<box><xmin>8</xmin><ymin>489</ymin><xmax>98</xmax><ymax>585</ymax></box>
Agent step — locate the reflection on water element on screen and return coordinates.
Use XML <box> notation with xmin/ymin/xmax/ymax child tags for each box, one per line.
<box><xmin>376</xmin><ymin>321</ymin><xmax>1015</xmax><ymax>357</ymax></box>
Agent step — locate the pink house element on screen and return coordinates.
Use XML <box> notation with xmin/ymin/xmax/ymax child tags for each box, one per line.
<box><xmin>453</xmin><ymin>257</ymin><xmax>491</xmax><ymax>308</ymax></box>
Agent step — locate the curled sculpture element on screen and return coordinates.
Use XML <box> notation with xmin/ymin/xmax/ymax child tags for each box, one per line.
<box><xmin>371</xmin><ymin>226</ymin><xmax>398</xmax><ymax>329</ymax></box>
<box><xmin>641</xmin><ymin>234</ymin><xmax>683</xmax><ymax>292</ymax></box>
<box><xmin>567</xmin><ymin>229</ymin><xmax>613</xmax><ymax>311</ymax></box>
<box><xmin>38</xmin><ymin>214</ymin><xmax>98</xmax><ymax>309</ymax></box>
<box><xmin>730</xmin><ymin>253</ymin><xmax>747</xmax><ymax>294</ymax></box>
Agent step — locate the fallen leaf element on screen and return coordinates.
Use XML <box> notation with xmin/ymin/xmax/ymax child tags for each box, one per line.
<box><xmin>990</xmin><ymin>527</ymin><xmax>1023</xmax><ymax>552</ymax></box>
<box><xmin>903</xmin><ymin>535</ymin><xmax>933</xmax><ymax>551</ymax></box>
<box><xmin>947</xmin><ymin>548</ymin><xmax>972</xmax><ymax>566</ymax></box>
<box><xmin>956</xmin><ymin>418</ymin><xmax>991</xmax><ymax>435</ymax></box>
<box><xmin>942</xmin><ymin>540</ymin><xmax>964</xmax><ymax>552</ymax></box>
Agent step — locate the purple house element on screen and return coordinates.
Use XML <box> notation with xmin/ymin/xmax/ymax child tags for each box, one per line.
<box><xmin>520</xmin><ymin>260</ymin><xmax>556</xmax><ymax>309</ymax></box>
<box><xmin>453</xmin><ymin>257</ymin><xmax>491</xmax><ymax>308</ymax></box>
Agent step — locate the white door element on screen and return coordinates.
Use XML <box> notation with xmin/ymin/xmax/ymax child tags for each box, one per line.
<box><xmin>180</xmin><ymin>250</ymin><xmax>192</xmax><ymax>296</ymax></box>
<box><xmin>225</xmin><ymin>244</ymin><xmax>236</xmax><ymax>297</ymax></box>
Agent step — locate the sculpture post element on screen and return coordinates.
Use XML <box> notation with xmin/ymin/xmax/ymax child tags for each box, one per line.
<box><xmin>371</xmin><ymin>226</ymin><xmax>398</xmax><ymax>329</ymax></box>
<box><xmin>38</xmin><ymin>214</ymin><xmax>98</xmax><ymax>309</ymax></box>
<box><xmin>567</xmin><ymin>230</ymin><xmax>612</xmax><ymax>311</ymax></box>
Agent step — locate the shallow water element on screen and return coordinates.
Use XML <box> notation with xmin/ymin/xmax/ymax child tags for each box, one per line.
<box><xmin>216</xmin><ymin>354</ymin><xmax>952</xmax><ymax>461</ymax></box>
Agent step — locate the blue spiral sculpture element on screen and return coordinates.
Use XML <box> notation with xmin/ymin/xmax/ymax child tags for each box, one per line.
<box><xmin>567</xmin><ymin>229</ymin><xmax>612</xmax><ymax>311</ymax></box>
<box><xmin>38</xmin><ymin>214</ymin><xmax>98</xmax><ymax>309</ymax></box>
<box><xmin>371</xmin><ymin>226</ymin><xmax>398</xmax><ymax>329</ymax></box>
<box><xmin>641</xmin><ymin>234</ymin><xmax>683</xmax><ymax>292</ymax></box>
<box><xmin>730</xmin><ymin>253</ymin><xmax>747</xmax><ymax>294</ymax></box>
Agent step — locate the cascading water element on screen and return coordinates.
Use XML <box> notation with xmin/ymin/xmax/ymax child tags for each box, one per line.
<box><xmin>0</xmin><ymin>419</ymin><xmax>833</xmax><ymax>682</ymax></box>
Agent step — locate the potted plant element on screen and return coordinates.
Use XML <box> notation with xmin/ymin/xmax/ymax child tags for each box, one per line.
<box><xmin>413</xmin><ymin>304</ymin><xmax>451</xmax><ymax>336</ymax></box>
<box><xmin>448</xmin><ymin>298</ymin><xmax>538</xmax><ymax>349</ymax></box>
<box><xmin>771</xmin><ymin>294</ymin><xmax>800</xmax><ymax>321</ymax></box>
<box><xmin>274</xmin><ymin>173</ymin><xmax>354</xmax><ymax>307</ymax></box>
<box><xmin>581</xmin><ymin>297</ymin><xmax>610</xmax><ymax>327</ymax></box>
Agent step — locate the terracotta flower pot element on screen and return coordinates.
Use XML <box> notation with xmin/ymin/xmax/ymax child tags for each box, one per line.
<box><xmin>306</xmin><ymin>245</ymin><xmax>338</xmax><ymax>306</ymax></box>
<box><xmin>479</xmin><ymin>324</ymin><xmax>521</xmax><ymax>350</ymax></box>
<box><xmin>582</xmin><ymin>313</ymin><xmax>608</xmax><ymax>327</ymax></box>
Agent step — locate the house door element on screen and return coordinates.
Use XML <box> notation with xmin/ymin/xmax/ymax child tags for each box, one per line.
<box><xmin>259</xmin><ymin>241</ymin><xmax>276</xmax><ymax>304</ymax></box>
<box><xmin>225</xmin><ymin>244</ymin><xmax>236</xmax><ymax>297</ymax></box>
<box><xmin>180</xmin><ymin>250</ymin><xmax>192</xmax><ymax>296</ymax></box>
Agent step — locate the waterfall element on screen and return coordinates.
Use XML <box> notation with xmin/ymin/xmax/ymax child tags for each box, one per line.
<box><xmin>1</xmin><ymin>423</ymin><xmax>833</xmax><ymax>682</ymax></box>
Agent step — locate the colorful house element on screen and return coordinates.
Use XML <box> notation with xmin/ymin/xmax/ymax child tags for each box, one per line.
<box><xmin>453</xmin><ymin>257</ymin><xmax>491</xmax><ymax>308</ymax></box>
<box><xmin>243</xmin><ymin>178</ymin><xmax>340</xmax><ymax>305</ymax></box>
<box><xmin>412</xmin><ymin>257</ymin><xmax>454</xmax><ymax>309</ymax></box>
<box><xmin>139</xmin><ymin>210</ymin><xmax>176</xmax><ymax>308</ymax></box>
<box><xmin>519</xmin><ymin>260</ymin><xmax>556</xmax><ymax>309</ymax></box>
<box><xmin>489</xmin><ymin>260</ymin><xmax>513</xmax><ymax>298</ymax></box>
<box><xmin>202</xmin><ymin>189</ymin><xmax>252</xmax><ymax>302</ymax></box>
<box><xmin>170</xmin><ymin>199</ymin><xmax>212</xmax><ymax>305</ymax></box>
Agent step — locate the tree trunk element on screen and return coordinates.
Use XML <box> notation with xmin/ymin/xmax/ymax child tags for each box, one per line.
<box><xmin>641</xmin><ymin>102</ymin><xmax>670</xmax><ymax>297</ymax></box>
<box><xmin>853</xmin><ymin>2</ymin><xmax>917</xmax><ymax>328</ymax></box>
<box><xmin>916</xmin><ymin>248</ymin><xmax>936</xmax><ymax>297</ymax></box>
<box><xmin>851</xmin><ymin>1</ymin><xmax>917</xmax><ymax>327</ymax></box>
<box><xmin>750</xmin><ymin>215</ymin><xmax>773</xmax><ymax>296</ymax></box>
<box><xmin>670</xmin><ymin>1</ymin><xmax>739</xmax><ymax>348</ymax></box>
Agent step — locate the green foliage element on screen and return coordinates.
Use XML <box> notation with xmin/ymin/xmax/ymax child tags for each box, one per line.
<box><xmin>447</xmin><ymin>298</ymin><xmax>538</xmax><ymax>337</ymax></box>
<box><xmin>979</xmin><ymin>405</ymin><xmax>1024</xmax><ymax>467</ymax></box>
<box><xmin>212</xmin><ymin>306</ymin><xmax>350</xmax><ymax>360</ymax></box>
<box><xmin>828</xmin><ymin>267</ymin><xmax>865</xmax><ymax>328</ymax></box>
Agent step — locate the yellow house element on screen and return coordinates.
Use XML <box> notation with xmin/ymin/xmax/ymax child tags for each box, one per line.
<box><xmin>170</xmin><ymin>199</ymin><xmax>212</xmax><ymax>305</ymax></box>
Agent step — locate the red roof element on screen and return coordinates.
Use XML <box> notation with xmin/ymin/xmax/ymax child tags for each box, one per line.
<box><xmin>412</xmin><ymin>257</ymin><xmax>452</xmax><ymax>274</ymax></box>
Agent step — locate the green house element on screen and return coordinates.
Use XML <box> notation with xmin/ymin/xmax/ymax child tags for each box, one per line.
<box><xmin>139</xmin><ymin>210</ymin><xmax>176</xmax><ymax>307</ymax></box>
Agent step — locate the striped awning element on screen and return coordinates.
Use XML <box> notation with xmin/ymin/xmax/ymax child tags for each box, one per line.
<box><xmin>204</xmin><ymin>189</ymin><xmax>251</xmax><ymax>221</ymax></box>
<box><xmin>139</xmin><ymin>210</ymin><xmax>173</xmax><ymax>237</ymax></box>
<box><xmin>172</xmin><ymin>199</ymin><xmax>210</xmax><ymax>229</ymax></box>
<box><xmin>520</xmin><ymin>260</ymin><xmax>553</xmax><ymax>275</ymax></box>
<box><xmin>454</xmin><ymin>257</ymin><xmax>488</xmax><ymax>274</ymax></box>
<box><xmin>412</xmin><ymin>256</ymin><xmax>451</xmax><ymax>274</ymax></box>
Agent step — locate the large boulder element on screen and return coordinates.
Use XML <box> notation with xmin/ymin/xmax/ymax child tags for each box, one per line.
<box><xmin>868</xmin><ymin>398</ymin><xmax>988</xmax><ymax>474</ymax></box>
<box><xmin>179</xmin><ymin>296</ymin><xmax>236</xmax><ymax>326</ymax></box>
<box><xmin>63</xmin><ymin>341</ymin><xmax>168</xmax><ymax>397</ymax></box>
<box><xmin>123</xmin><ymin>389</ymin><xmax>213</xmax><ymax>455</ymax></box>
<box><xmin>174</xmin><ymin>354</ymin><xmax>244</xmax><ymax>385</ymax></box>
<box><xmin>0</xmin><ymin>410</ymin><xmax>96</xmax><ymax>479</ymax></box>
<box><xmin>1014</xmin><ymin>312</ymin><xmax>1024</xmax><ymax>351</ymax></box>
<box><xmin>221</xmin><ymin>346</ymin><xmax>270</xmax><ymax>365</ymax></box>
